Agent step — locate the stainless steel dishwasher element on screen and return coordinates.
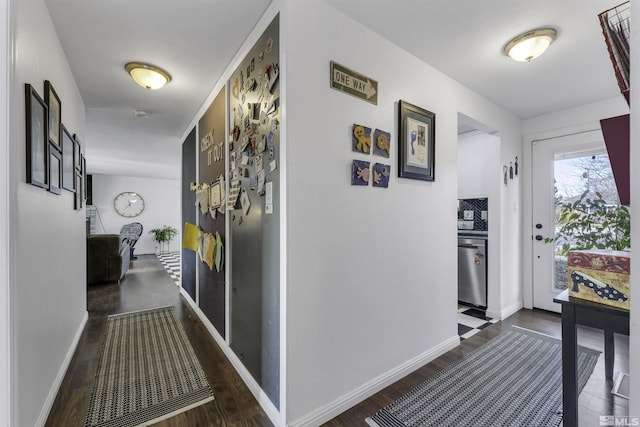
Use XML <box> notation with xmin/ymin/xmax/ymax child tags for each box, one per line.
<box><xmin>458</xmin><ymin>236</ymin><xmax>487</xmax><ymax>308</ymax></box>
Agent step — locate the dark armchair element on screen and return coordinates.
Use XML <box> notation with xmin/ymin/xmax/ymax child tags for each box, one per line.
<box><xmin>120</xmin><ymin>222</ymin><xmax>143</xmax><ymax>260</ymax></box>
<box><xmin>87</xmin><ymin>234</ymin><xmax>130</xmax><ymax>284</ymax></box>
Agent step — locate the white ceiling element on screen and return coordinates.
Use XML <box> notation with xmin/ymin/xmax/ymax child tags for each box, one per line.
<box><xmin>43</xmin><ymin>0</ymin><xmax>626</xmax><ymax>180</ymax></box>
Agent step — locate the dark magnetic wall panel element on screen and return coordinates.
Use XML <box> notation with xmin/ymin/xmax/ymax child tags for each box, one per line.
<box><xmin>229</xmin><ymin>15</ymin><xmax>280</xmax><ymax>408</ymax></box>
<box><xmin>198</xmin><ymin>87</ymin><xmax>227</xmax><ymax>338</ymax></box>
<box><xmin>181</xmin><ymin>127</ymin><xmax>197</xmax><ymax>301</ymax></box>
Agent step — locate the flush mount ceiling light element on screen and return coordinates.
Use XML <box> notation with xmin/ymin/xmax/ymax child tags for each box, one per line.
<box><xmin>125</xmin><ymin>62</ymin><xmax>172</xmax><ymax>90</ymax></box>
<box><xmin>504</xmin><ymin>28</ymin><xmax>557</xmax><ymax>62</ymax></box>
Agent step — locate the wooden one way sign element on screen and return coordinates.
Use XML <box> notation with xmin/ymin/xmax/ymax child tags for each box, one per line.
<box><xmin>330</xmin><ymin>61</ymin><xmax>378</xmax><ymax>105</ymax></box>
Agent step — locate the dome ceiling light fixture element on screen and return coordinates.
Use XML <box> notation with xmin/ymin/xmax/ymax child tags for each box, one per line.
<box><xmin>125</xmin><ymin>62</ymin><xmax>172</xmax><ymax>90</ymax></box>
<box><xmin>503</xmin><ymin>28</ymin><xmax>558</xmax><ymax>62</ymax></box>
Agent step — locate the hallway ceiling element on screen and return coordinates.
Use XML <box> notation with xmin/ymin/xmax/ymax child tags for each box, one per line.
<box><xmin>43</xmin><ymin>0</ymin><xmax>625</xmax><ymax>179</ymax></box>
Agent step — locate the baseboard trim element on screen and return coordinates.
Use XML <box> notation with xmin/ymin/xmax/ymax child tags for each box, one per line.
<box><xmin>486</xmin><ymin>301</ymin><xmax>523</xmax><ymax>321</ymax></box>
<box><xmin>36</xmin><ymin>310</ymin><xmax>89</xmax><ymax>427</ymax></box>
<box><xmin>288</xmin><ymin>335</ymin><xmax>460</xmax><ymax>427</ymax></box>
<box><xmin>179</xmin><ymin>288</ymin><xmax>283</xmax><ymax>426</ymax></box>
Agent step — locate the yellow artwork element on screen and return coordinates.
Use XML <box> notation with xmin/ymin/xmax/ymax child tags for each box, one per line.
<box><xmin>373</xmin><ymin>129</ymin><xmax>391</xmax><ymax>158</ymax></box>
<box><xmin>182</xmin><ymin>222</ymin><xmax>201</xmax><ymax>252</ymax></box>
<box><xmin>352</xmin><ymin>124</ymin><xmax>371</xmax><ymax>153</ymax></box>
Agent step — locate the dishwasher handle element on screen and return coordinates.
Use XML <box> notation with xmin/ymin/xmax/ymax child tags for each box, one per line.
<box><xmin>459</xmin><ymin>244</ymin><xmax>483</xmax><ymax>249</ymax></box>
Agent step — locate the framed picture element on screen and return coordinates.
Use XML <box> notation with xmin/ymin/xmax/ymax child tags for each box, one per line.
<box><xmin>25</xmin><ymin>84</ymin><xmax>48</xmax><ymax>189</ymax></box>
<box><xmin>61</xmin><ymin>125</ymin><xmax>75</xmax><ymax>192</ymax></box>
<box><xmin>73</xmin><ymin>134</ymin><xmax>81</xmax><ymax>172</ymax></box>
<box><xmin>48</xmin><ymin>142</ymin><xmax>62</xmax><ymax>195</ymax></box>
<box><xmin>82</xmin><ymin>155</ymin><xmax>87</xmax><ymax>201</ymax></box>
<box><xmin>44</xmin><ymin>80</ymin><xmax>61</xmax><ymax>150</ymax></box>
<box><xmin>398</xmin><ymin>100</ymin><xmax>435</xmax><ymax>181</ymax></box>
<box><xmin>74</xmin><ymin>172</ymin><xmax>83</xmax><ymax>210</ymax></box>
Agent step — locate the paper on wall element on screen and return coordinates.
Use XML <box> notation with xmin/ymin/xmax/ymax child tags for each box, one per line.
<box><xmin>227</xmin><ymin>180</ymin><xmax>241</xmax><ymax>210</ymax></box>
<box><xmin>217</xmin><ymin>175</ymin><xmax>226</xmax><ymax>214</ymax></box>
<box><xmin>265</xmin><ymin>181</ymin><xmax>273</xmax><ymax>204</ymax></box>
<box><xmin>265</xmin><ymin>181</ymin><xmax>273</xmax><ymax>214</ymax></box>
<box><xmin>257</xmin><ymin>170</ymin><xmax>266</xmax><ymax>196</ymax></box>
<box><xmin>200</xmin><ymin>232</ymin><xmax>216</xmax><ymax>270</ymax></box>
<box><xmin>214</xmin><ymin>231</ymin><xmax>224</xmax><ymax>272</ymax></box>
<box><xmin>182</xmin><ymin>222</ymin><xmax>201</xmax><ymax>252</ymax></box>
<box><xmin>209</xmin><ymin>181</ymin><xmax>222</xmax><ymax>209</ymax></box>
<box><xmin>240</xmin><ymin>188</ymin><xmax>251</xmax><ymax>216</ymax></box>
<box><xmin>195</xmin><ymin>183</ymin><xmax>210</xmax><ymax>214</ymax></box>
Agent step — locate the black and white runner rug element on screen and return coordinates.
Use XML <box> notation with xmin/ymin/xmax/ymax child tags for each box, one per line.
<box><xmin>366</xmin><ymin>327</ymin><xmax>599</xmax><ymax>427</ymax></box>
<box><xmin>84</xmin><ymin>306</ymin><xmax>214</xmax><ymax>427</ymax></box>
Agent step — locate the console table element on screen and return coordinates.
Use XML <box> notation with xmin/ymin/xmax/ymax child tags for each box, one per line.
<box><xmin>554</xmin><ymin>289</ymin><xmax>630</xmax><ymax>427</ymax></box>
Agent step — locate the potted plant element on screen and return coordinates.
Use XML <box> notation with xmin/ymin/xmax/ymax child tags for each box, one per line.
<box><xmin>149</xmin><ymin>225</ymin><xmax>178</xmax><ymax>254</ymax></box>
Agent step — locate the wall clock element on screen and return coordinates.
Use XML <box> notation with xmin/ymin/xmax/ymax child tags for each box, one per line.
<box><xmin>114</xmin><ymin>191</ymin><xmax>145</xmax><ymax>217</ymax></box>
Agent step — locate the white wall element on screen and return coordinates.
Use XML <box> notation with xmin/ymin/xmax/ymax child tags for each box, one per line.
<box><xmin>458</xmin><ymin>133</ymin><xmax>499</xmax><ymax>197</ymax></box>
<box><xmin>0</xmin><ymin>1</ymin><xmax>10</xmax><ymax>425</ymax></box>
<box><xmin>284</xmin><ymin>1</ymin><xmax>522</xmax><ymax>424</ymax></box>
<box><xmin>629</xmin><ymin>0</ymin><xmax>639</xmax><ymax>415</ymax></box>
<box><xmin>91</xmin><ymin>174</ymin><xmax>181</xmax><ymax>254</ymax></box>
<box><xmin>457</xmin><ymin>133</ymin><xmax>502</xmax><ymax>316</ymax></box>
<box><xmin>9</xmin><ymin>0</ymin><xmax>87</xmax><ymax>425</ymax></box>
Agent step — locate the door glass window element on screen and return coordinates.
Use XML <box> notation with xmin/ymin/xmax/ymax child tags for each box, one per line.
<box><xmin>552</xmin><ymin>152</ymin><xmax>620</xmax><ymax>291</ymax></box>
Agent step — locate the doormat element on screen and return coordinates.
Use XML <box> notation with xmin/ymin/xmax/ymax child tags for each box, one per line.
<box><xmin>366</xmin><ymin>326</ymin><xmax>599</xmax><ymax>427</ymax></box>
<box><xmin>84</xmin><ymin>306</ymin><xmax>214</xmax><ymax>427</ymax></box>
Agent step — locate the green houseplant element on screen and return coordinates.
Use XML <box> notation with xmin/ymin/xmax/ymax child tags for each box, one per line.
<box><xmin>149</xmin><ymin>225</ymin><xmax>178</xmax><ymax>254</ymax></box>
<box><xmin>547</xmin><ymin>190</ymin><xmax>630</xmax><ymax>290</ymax></box>
<box><xmin>550</xmin><ymin>190</ymin><xmax>630</xmax><ymax>255</ymax></box>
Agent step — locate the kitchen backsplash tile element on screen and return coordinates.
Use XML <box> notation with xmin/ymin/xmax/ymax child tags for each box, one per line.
<box><xmin>457</xmin><ymin>198</ymin><xmax>488</xmax><ymax>231</ymax></box>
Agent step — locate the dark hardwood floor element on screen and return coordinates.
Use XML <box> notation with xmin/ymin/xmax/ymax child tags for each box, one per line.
<box><xmin>45</xmin><ymin>255</ymin><xmax>273</xmax><ymax>427</ymax></box>
<box><xmin>324</xmin><ymin>308</ymin><xmax>629</xmax><ymax>427</ymax></box>
<box><xmin>46</xmin><ymin>255</ymin><xmax>629</xmax><ymax>427</ymax></box>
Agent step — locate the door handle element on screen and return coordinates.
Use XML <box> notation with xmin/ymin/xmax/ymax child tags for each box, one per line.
<box><xmin>535</xmin><ymin>235</ymin><xmax>543</xmax><ymax>241</ymax></box>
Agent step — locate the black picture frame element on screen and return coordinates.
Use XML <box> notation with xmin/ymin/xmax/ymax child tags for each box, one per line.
<box><xmin>61</xmin><ymin>125</ymin><xmax>75</xmax><ymax>192</ymax></box>
<box><xmin>73</xmin><ymin>134</ymin><xmax>81</xmax><ymax>172</ymax></box>
<box><xmin>398</xmin><ymin>100</ymin><xmax>435</xmax><ymax>181</ymax></box>
<box><xmin>74</xmin><ymin>172</ymin><xmax>83</xmax><ymax>210</ymax></box>
<box><xmin>25</xmin><ymin>84</ymin><xmax>48</xmax><ymax>189</ymax></box>
<box><xmin>44</xmin><ymin>80</ymin><xmax>61</xmax><ymax>150</ymax></box>
<box><xmin>81</xmin><ymin>155</ymin><xmax>87</xmax><ymax>201</ymax></box>
<box><xmin>48</xmin><ymin>142</ymin><xmax>62</xmax><ymax>195</ymax></box>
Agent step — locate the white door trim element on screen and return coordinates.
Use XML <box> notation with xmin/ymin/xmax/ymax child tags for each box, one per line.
<box><xmin>522</xmin><ymin>123</ymin><xmax>605</xmax><ymax>310</ymax></box>
<box><xmin>531</xmin><ymin>131</ymin><xmax>605</xmax><ymax>312</ymax></box>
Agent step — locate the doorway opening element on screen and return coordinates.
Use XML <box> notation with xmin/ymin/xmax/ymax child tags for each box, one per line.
<box><xmin>457</xmin><ymin>114</ymin><xmax>500</xmax><ymax>338</ymax></box>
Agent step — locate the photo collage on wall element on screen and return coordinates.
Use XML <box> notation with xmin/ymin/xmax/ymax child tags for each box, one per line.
<box><xmin>351</xmin><ymin>123</ymin><xmax>391</xmax><ymax>188</ymax></box>
<box><xmin>227</xmin><ymin>22</ymin><xmax>280</xmax><ymax>222</ymax></box>
<box><xmin>25</xmin><ymin>80</ymin><xmax>86</xmax><ymax>209</ymax></box>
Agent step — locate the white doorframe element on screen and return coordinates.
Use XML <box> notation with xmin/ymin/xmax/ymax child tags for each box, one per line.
<box><xmin>522</xmin><ymin>123</ymin><xmax>605</xmax><ymax>310</ymax></box>
<box><xmin>531</xmin><ymin>131</ymin><xmax>606</xmax><ymax>312</ymax></box>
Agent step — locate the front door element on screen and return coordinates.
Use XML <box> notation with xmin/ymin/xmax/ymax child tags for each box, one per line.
<box><xmin>531</xmin><ymin>130</ymin><xmax>612</xmax><ymax>312</ymax></box>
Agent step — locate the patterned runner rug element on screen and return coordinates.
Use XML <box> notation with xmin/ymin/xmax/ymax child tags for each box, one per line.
<box><xmin>366</xmin><ymin>327</ymin><xmax>600</xmax><ymax>427</ymax></box>
<box><xmin>156</xmin><ymin>252</ymin><xmax>181</xmax><ymax>287</ymax></box>
<box><xmin>84</xmin><ymin>306</ymin><xmax>214</xmax><ymax>427</ymax></box>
